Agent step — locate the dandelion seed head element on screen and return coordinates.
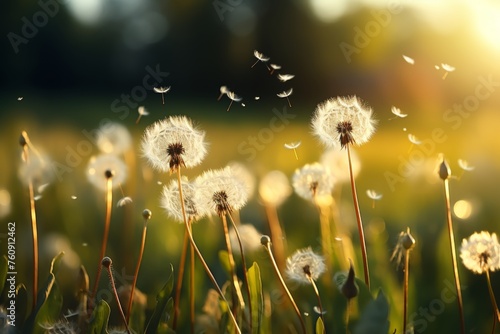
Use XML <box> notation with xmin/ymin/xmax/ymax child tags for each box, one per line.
<box><xmin>18</xmin><ymin>153</ymin><xmax>54</xmax><ymax>187</ymax></box>
<box><xmin>161</xmin><ymin>177</ymin><xmax>205</xmax><ymax>223</ymax></box>
<box><xmin>277</xmin><ymin>74</ymin><xmax>295</xmax><ymax>82</ymax></box>
<box><xmin>390</xmin><ymin>228</ymin><xmax>415</xmax><ymax>267</ymax></box>
<box><xmin>259</xmin><ymin>170</ymin><xmax>292</xmax><ymax>207</ymax></box>
<box><xmin>461</xmin><ymin>231</ymin><xmax>500</xmax><ymax>274</ymax></box>
<box><xmin>195</xmin><ymin>167</ymin><xmax>249</xmax><ymax>216</ymax></box>
<box><xmin>229</xmin><ymin>223</ymin><xmax>263</xmax><ymax>254</ymax></box>
<box><xmin>87</xmin><ymin>154</ymin><xmax>127</xmax><ymax>191</ymax></box>
<box><xmin>228</xmin><ymin>161</ymin><xmax>256</xmax><ymax>199</ymax></box>
<box><xmin>312</xmin><ymin>96</ymin><xmax>376</xmax><ymax>149</ymax></box>
<box><xmin>320</xmin><ymin>147</ymin><xmax>361</xmax><ymax>183</ymax></box>
<box><xmin>96</xmin><ymin>122</ymin><xmax>132</xmax><ymax>155</ymax></box>
<box><xmin>277</xmin><ymin>88</ymin><xmax>293</xmax><ymax>98</ymax></box>
<box><xmin>286</xmin><ymin>247</ymin><xmax>326</xmax><ymax>284</ymax></box>
<box><xmin>141</xmin><ymin>116</ymin><xmax>207</xmax><ymax>172</ymax></box>
<box><xmin>292</xmin><ymin>163</ymin><xmax>335</xmax><ymax>201</ymax></box>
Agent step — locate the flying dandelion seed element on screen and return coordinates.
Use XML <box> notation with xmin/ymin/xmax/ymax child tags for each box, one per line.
<box><xmin>408</xmin><ymin>134</ymin><xmax>421</xmax><ymax>145</ymax></box>
<box><xmin>251</xmin><ymin>50</ymin><xmax>270</xmax><ymax>70</ymax></box>
<box><xmin>242</xmin><ymin>103</ymin><xmax>246</xmax><ymax>107</ymax></box>
<box><xmin>366</xmin><ymin>189</ymin><xmax>383</xmax><ymax>208</ymax></box>
<box><xmin>82</xmin><ymin>243</ymin><xmax>88</xmax><ymax>247</ymax></box>
<box><xmin>270</xmin><ymin>64</ymin><xmax>281</xmax><ymax>74</ymax></box>
<box><xmin>277</xmin><ymin>74</ymin><xmax>295</xmax><ymax>82</ymax></box>
<box><xmin>403</xmin><ymin>127</ymin><xmax>407</xmax><ymax>131</ymax></box>
<box><xmin>313</xmin><ymin>306</ymin><xmax>327</xmax><ymax>315</ymax></box>
<box><xmin>254</xmin><ymin>96</ymin><xmax>260</xmax><ymax>100</ymax></box>
<box><xmin>284</xmin><ymin>141</ymin><xmax>301</xmax><ymax>160</ymax></box>
<box><xmin>458</xmin><ymin>159</ymin><xmax>475</xmax><ymax>172</ymax></box>
<box><xmin>34</xmin><ymin>195</ymin><xmax>42</xmax><ymax>201</ymax></box>
<box><xmin>277</xmin><ymin>88</ymin><xmax>293</xmax><ymax>107</ymax></box>
<box><xmin>71</xmin><ymin>195</ymin><xmax>77</xmax><ymax>200</ymax></box>
<box><xmin>390</xmin><ymin>106</ymin><xmax>408</xmax><ymax>119</ymax></box>
<box><xmin>226</xmin><ymin>91</ymin><xmax>242</xmax><ymax>112</ymax></box>
<box><xmin>217</xmin><ymin>86</ymin><xmax>229</xmax><ymax>101</ymax></box>
<box><xmin>441</xmin><ymin>63</ymin><xmax>455</xmax><ymax>79</ymax></box>
<box><xmin>38</xmin><ymin>183</ymin><xmax>50</xmax><ymax>193</ymax></box>
<box><xmin>117</xmin><ymin>196</ymin><xmax>133</xmax><ymax>207</ymax></box>
<box><xmin>402</xmin><ymin>55</ymin><xmax>415</xmax><ymax>65</ymax></box>
<box><xmin>435</xmin><ymin>65</ymin><xmax>440</xmax><ymax>70</ymax></box>
<box><xmin>154</xmin><ymin>86</ymin><xmax>170</xmax><ymax>105</ymax></box>
<box><xmin>135</xmin><ymin>106</ymin><xmax>149</xmax><ymax>124</ymax></box>
<box><xmin>17</xmin><ymin>96</ymin><xmax>23</xmax><ymax>101</ymax></box>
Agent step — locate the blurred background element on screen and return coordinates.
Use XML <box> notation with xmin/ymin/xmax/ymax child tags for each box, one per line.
<box><xmin>1</xmin><ymin>0</ymin><xmax>500</xmax><ymax>332</ymax></box>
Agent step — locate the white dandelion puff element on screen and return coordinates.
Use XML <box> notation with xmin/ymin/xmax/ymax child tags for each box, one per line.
<box><xmin>320</xmin><ymin>146</ymin><xmax>361</xmax><ymax>183</ymax></box>
<box><xmin>194</xmin><ymin>167</ymin><xmax>249</xmax><ymax>216</ymax></box>
<box><xmin>292</xmin><ymin>163</ymin><xmax>335</xmax><ymax>202</ymax></box>
<box><xmin>259</xmin><ymin>170</ymin><xmax>292</xmax><ymax>207</ymax></box>
<box><xmin>277</xmin><ymin>88</ymin><xmax>293</xmax><ymax>108</ymax></box>
<box><xmin>87</xmin><ymin>154</ymin><xmax>127</xmax><ymax>191</ymax></box>
<box><xmin>458</xmin><ymin>159</ymin><xmax>475</xmax><ymax>172</ymax></box>
<box><xmin>228</xmin><ymin>161</ymin><xmax>256</xmax><ymax>199</ymax></box>
<box><xmin>229</xmin><ymin>223</ymin><xmax>262</xmax><ymax>254</ymax></box>
<box><xmin>141</xmin><ymin>116</ymin><xmax>207</xmax><ymax>173</ymax></box>
<box><xmin>402</xmin><ymin>55</ymin><xmax>415</xmax><ymax>65</ymax></box>
<box><xmin>286</xmin><ymin>247</ymin><xmax>326</xmax><ymax>284</ymax></box>
<box><xmin>135</xmin><ymin>106</ymin><xmax>149</xmax><ymax>124</ymax></box>
<box><xmin>96</xmin><ymin>122</ymin><xmax>132</xmax><ymax>155</ymax></box>
<box><xmin>18</xmin><ymin>153</ymin><xmax>54</xmax><ymax>187</ymax></box>
<box><xmin>251</xmin><ymin>50</ymin><xmax>270</xmax><ymax>70</ymax></box>
<box><xmin>277</xmin><ymin>74</ymin><xmax>295</xmax><ymax>82</ymax></box>
<box><xmin>154</xmin><ymin>86</ymin><xmax>171</xmax><ymax>105</ymax></box>
<box><xmin>461</xmin><ymin>231</ymin><xmax>500</xmax><ymax>274</ymax></box>
<box><xmin>312</xmin><ymin>95</ymin><xmax>376</xmax><ymax>149</ymax></box>
<box><xmin>161</xmin><ymin>177</ymin><xmax>205</xmax><ymax>222</ymax></box>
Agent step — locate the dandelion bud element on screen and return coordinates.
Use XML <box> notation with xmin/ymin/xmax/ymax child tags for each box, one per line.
<box><xmin>142</xmin><ymin>209</ymin><xmax>152</xmax><ymax>220</ymax></box>
<box><xmin>101</xmin><ymin>256</ymin><xmax>112</xmax><ymax>268</ymax></box>
<box><xmin>438</xmin><ymin>159</ymin><xmax>451</xmax><ymax>180</ymax></box>
<box><xmin>261</xmin><ymin>235</ymin><xmax>271</xmax><ymax>246</ymax></box>
<box><xmin>336</xmin><ymin>260</ymin><xmax>358</xmax><ymax>300</ymax></box>
<box><xmin>402</xmin><ymin>228</ymin><xmax>416</xmax><ymax>251</ymax></box>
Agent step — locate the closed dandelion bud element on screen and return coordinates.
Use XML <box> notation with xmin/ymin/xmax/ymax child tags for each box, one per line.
<box><xmin>19</xmin><ymin>132</ymin><xmax>27</xmax><ymax>147</ymax></box>
<box><xmin>261</xmin><ymin>235</ymin><xmax>271</xmax><ymax>246</ymax></box>
<box><xmin>402</xmin><ymin>228</ymin><xmax>416</xmax><ymax>251</ymax></box>
<box><xmin>438</xmin><ymin>158</ymin><xmax>451</xmax><ymax>180</ymax></box>
<box><xmin>101</xmin><ymin>256</ymin><xmax>112</xmax><ymax>268</ymax></box>
<box><xmin>341</xmin><ymin>261</ymin><xmax>359</xmax><ymax>300</ymax></box>
<box><xmin>142</xmin><ymin>209</ymin><xmax>152</xmax><ymax>220</ymax></box>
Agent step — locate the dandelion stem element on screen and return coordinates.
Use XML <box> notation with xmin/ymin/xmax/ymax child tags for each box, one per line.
<box><xmin>220</xmin><ymin>215</ymin><xmax>246</xmax><ymax>309</ymax></box>
<box><xmin>90</xmin><ymin>177</ymin><xmax>113</xmax><ymax>311</ymax></box>
<box><xmin>172</xmin><ymin>226</ymin><xmax>189</xmax><ymax>330</ymax></box>
<box><xmin>228</xmin><ymin>213</ymin><xmax>253</xmax><ymax>333</ymax></box>
<box><xmin>189</xmin><ymin>234</ymin><xmax>195</xmax><ymax>334</ymax></box>
<box><xmin>345</xmin><ymin>300</ymin><xmax>351</xmax><ymax>334</ymax></box>
<box><xmin>293</xmin><ymin>148</ymin><xmax>299</xmax><ymax>160</ymax></box>
<box><xmin>403</xmin><ymin>248</ymin><xmax>410</xmax><ymax>334</ymax></box>
<box><xmin>443</xmin><ymin>179</ymin><xmax>465</xmax><ymax>334</ymax></box>
<box><xmin>486</xmin><ymin>270</ymin><xmax>500</xmax><ymax>325</ymax></box>
<box><xmin>286</xmin><ymin>97</ymin><xmax>292</xmax><ymax>108</ymax></box>
<box><xmin>251</xmin><ymin>60</ymin><xmax>259</xmax><ymax>68</ymax></box>
<box><xmin>103</xmin><ymin>258</ymin><xmax>131</xmax><ymax>334</ymax></box>
<box><xmin>308</xmin><ymin>276</ymin><xmax>326</xmax><ymax>334</ymax></box>
<box><xmin>126</xmin><ymin>216</ymin><xmax>148</xmax><ymax>324</ymax></box>
<box><xmin>347</xmin><ymin>144</ymin><xmax>370</xmax><ymax>290</ymax></box>
<box><xmin>262</xmin><ymin>239</ymin><xmax>307</xmax><ymax>334</ymax></box>
<box><xmin>227</xmin><ymin>100</ymin><xmax>234</xmax><ymax>112</ymax></box>
<box><xmin>264</xmin><ymin>204</ymin><xmax>287</xmax><ymax>272</ymax></box>
<box><xmin>161</xmin><ymin>93</ymin><xmax>165</xmax><ymax>105</ymax></box>
<box><xmin>176</xmin><ymin>168</ymin><xmax>242</xmax><ymax>334</ymax></box>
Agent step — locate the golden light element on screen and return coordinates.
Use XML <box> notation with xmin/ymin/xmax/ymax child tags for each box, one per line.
<box><xmin>453</xmin><ymin>199</ymin><xmax>473</xmax><ymax>220</ymax></box>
